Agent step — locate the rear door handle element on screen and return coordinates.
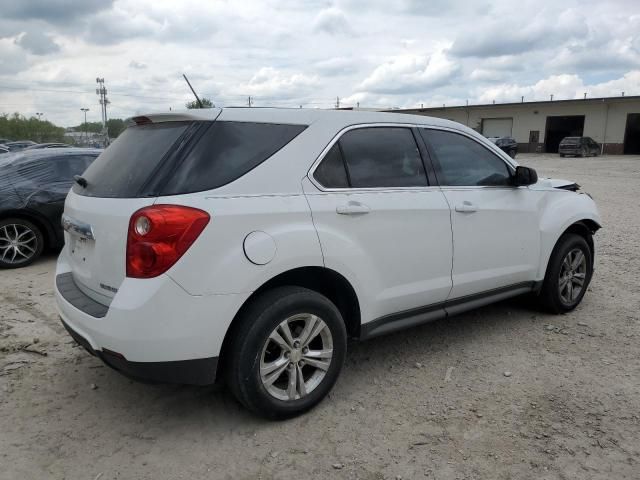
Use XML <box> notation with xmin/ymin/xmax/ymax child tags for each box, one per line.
<box><xmin>455</xmin><ymin>201</ymin><xmax>478</xmax><ymax>213</ymax></box>
<box><xmin>336</xmin><ymin>202</ymin><xmax>371</xmax><ymax>215</ymax></box>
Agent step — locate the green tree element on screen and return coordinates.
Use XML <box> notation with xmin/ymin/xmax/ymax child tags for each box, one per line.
<box><xmin>69</xmin><ymin>119</ymin><xmax>126</xmax><ymax>139</ymax></box>
<box><xmin>185</xmin><ymin>97</ymin><xmax>214</xmax><ymax>109</ymax></box>
<box><xmin>0</xmin><ymin>113</ymin><xmax>66</xmax><ymax>143</ymax></box>
<box><xmin>70</xmin><ymin>121</ymin><xmax>103</xmax><ymax>134</ymax></box>
<box><xmin>106</xmin><ymin>118</ymin><xmax>126</xmax><ymax>138</ymax></box>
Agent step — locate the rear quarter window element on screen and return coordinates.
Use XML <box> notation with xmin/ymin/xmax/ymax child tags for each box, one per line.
<box><xmin>160</xmin><ymin>122</ymin><xmax>306</xmax><ymax>195</ymax></box>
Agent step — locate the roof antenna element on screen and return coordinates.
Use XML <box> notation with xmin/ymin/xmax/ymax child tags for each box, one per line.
<box><xmin>182</xmin><ymin>74</ymin><xmax>203</xmax><ymax>108</ymax></box>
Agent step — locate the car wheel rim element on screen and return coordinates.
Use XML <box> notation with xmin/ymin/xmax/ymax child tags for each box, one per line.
<box><xmin>558</xmin><ymin>248</ymin><xmax>587</xmax><ymax>304</ymax></box>
<box><xmin>0</xmin><ymin>224</ymin><xmax>38</xmax><ymax>264</ymax></box>
<box><xmin>259</xmin><ymin>313</ymin><xmax>333</xmax><ymax>402</ymax></box>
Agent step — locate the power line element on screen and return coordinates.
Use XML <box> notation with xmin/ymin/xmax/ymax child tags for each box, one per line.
<box><xmin>0</xmin><ymin>83</ymin><xmax>187</xmax><ymax>101</ymax></box>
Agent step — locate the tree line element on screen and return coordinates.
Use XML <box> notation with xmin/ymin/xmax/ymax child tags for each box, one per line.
<box><xmin>0</xmin><ymin>113</ymin><xmax>126</xmax><ymax>144</ymax></box>
<box><xmin>68</xmin><ymin>118</ymin><xmax>126</xmax><ymax>139</ymax></box>
<box><xmin>0</xmin><ymin>113</ymin><xmax>66</xmax><ymax>143</ymax></box>
<box><xmin>1</xmin><ymin>98</ymin><xmax>215</xmax><ymax>145</ymax></box>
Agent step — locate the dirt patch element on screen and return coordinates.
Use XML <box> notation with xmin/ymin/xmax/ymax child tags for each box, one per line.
<box><xmin>1</xmin><ymin>154</ymin><xmax>639</xmax><ymax>479</ymax></box>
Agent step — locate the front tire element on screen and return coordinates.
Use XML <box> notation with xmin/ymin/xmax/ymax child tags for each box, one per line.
<box><xmin>0</xmin><ymin>218</ymin><xmax>44</xmax><ymax>269</ymax></box>
<box><xmin>539</xmin><ymin>233</ymin><xmax>593</xmax><ymax>313</ymax></box>
<box><xmin>226</xmin><ymin>286</ymin><xmax>347</xmax><ymax>419</ymax></box>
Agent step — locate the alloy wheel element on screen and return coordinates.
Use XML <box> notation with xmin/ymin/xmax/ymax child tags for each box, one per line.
<box><xmin>558</xmin><ymin>248</ymin><xmax>587</xmax><ymax>304</ymax></box>
<box><xmin>259</xmin><ymin>313</ymin><xmax>333</xmax><ymax>401</ymax></box>
<box><xmin>0</xmin><ymin>224</ymin><xmax>38</xmax><ymax>265</ymax></box>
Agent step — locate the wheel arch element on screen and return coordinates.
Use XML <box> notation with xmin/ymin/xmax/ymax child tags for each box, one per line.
<box><xmin>539</xmin><ymin>218</ymin><xmax>601</xmax><ymax>284</ymax></box>
<box><xmin>563</xmin><ymin>219</ymin><xmax>600</xmax><ymax>258</ymax></box>
<box><xmin>216</xmin><ymin>266</ymin><xmax>361</xmax><ymax>380</ymax></box>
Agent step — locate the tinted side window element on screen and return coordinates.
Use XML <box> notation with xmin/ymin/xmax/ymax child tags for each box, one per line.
<box><xmin>338</xmin><ymin>127</ymin><xmax>427</xmax><ymax>188</ymax></box>
<box><xmin>421</xmin><ymin>129</ymin><xmax>511</xmax><ymax>187</ymax></box>
<box><xmin>56</xmin><ymin>156</ymin><xmax>96</xmax><ymax>185</ymax></box>
<box><xmin>161</xmin><ymin>122</ymin><xmax>306</xmax><ymax>195</ymax></box>
<box><xmin>314</xmin><ymin>143</ymin><xmax>349</xmax><ymax>188</ymax></box>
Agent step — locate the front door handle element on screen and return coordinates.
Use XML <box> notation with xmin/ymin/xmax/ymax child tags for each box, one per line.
<box><xmin>455</xmin><ymin>201</ymin><xmax>478</xmax><ymax>213</ymax></box>
<box><xmin>336</xmin><ymin>202</ymin><xmax>371</xmax><ymax>215</ymax></box>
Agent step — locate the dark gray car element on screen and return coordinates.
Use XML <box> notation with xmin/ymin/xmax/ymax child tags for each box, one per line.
<box><xmin>559</xmin><ymin>137</ymin><xmax>600</xmax><ymax>157</ymax></box>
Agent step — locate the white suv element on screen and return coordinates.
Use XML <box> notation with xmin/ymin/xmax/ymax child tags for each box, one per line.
<box><xmin>55</xmin><ymin>108</ymin><xmax>601</xmax><ymax>418</ymax></box>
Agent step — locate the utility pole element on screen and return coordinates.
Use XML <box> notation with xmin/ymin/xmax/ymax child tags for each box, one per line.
<box><xmin>248</xmin><ymin>96</ymin><xmax>253</xmax><ymax>107</ymax></box>
<box><xmin>335</xmin><ymin>96</ymin><xmax>340</xmax><ymax>109</ymax></box>
<box><xmin>80</xmin><ymin>108</ymin><xmax>89</xmax><ymax>145</ymax></box>
<box><xmin>96</xmin><ymin>78</ymin><xmax>110</xmax><ymax>146</ymax></box>
<box><xmin>35</xmin><ymin>112</ymin><xmax>43</xmax><ymax>142</ymax></box>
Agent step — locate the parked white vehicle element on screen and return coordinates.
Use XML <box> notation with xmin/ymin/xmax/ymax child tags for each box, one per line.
<box><xmin>55</xmin><ymin>108</ymin><xmax>601</xmax><ymax>418</ymax></box>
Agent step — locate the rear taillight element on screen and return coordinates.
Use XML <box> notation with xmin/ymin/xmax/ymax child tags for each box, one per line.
<box><xmin>126</xmin><ymin>205</ymin><xmax>210</xmax><ymax>278</ymax></box>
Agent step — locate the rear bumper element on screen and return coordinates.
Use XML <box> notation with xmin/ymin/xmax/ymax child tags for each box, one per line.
<box><xmin>54</xmin><ymin>250</ymin><xmax>250</xmax><ymax>382</ymax></box>
<box><xmin>559</xmin><ymin>148</ymin><xmax>582</xmax><ymax>155</ymax></box>
<box><xmin>61</xmin><ymin>317</ymin><xmax>218</xmax><ymax>385</ymax></box>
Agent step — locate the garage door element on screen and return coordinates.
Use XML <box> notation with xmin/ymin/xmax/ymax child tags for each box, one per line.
<box><xmin>482</xmin><ymin>118</ymin><xmax>513</xmax><ymax>138</ymax></box>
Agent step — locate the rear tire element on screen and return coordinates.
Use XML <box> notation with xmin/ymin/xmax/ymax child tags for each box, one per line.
<box><xmin>539</xmin><ymin>233</ymin><xmax>593</xmax><ymax>314</ymax></box>
<box><xmin>226</xmin><ymin>286</ymin><xmax>347</xmax><ymax>419</ymax></box>
<box><xmin>0</xmin><ymin>218</ymin><xmax>44</xmax><ymax>269</ymax></box>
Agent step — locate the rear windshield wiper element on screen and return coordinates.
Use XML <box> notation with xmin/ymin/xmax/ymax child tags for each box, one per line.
<box><xmin>73</xmin><ymin>175</ymin><xmax>88</xmax><ymax>188</ymax></box>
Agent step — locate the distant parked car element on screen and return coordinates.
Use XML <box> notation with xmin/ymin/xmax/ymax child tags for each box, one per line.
<box><xmin>4</xmin><ymin>140</ymin><xmax>37</xmax><ymax>151</ymax></box>
<box><xmin>0</xmin><ymin>148</ymin><xmax>102</xmax><ymax>268</ymax></box>
<box><xmin>488</xmin><ymin>136</ymin><xmax>518</xmax><ymax>158</ymax></box>
<box><xmin>0</xmin><ymin>146</ymin><xmax>9</xmax><ymax>155</ymax></box>
<box><xmin>23</xmin><ymin>143</ymin><xmax>72</xmax><ymax>150</ymax></box>
<box><xmin>559</xmin><ymin>137</ymin><xmax>600</xmax><ymax>157</ymax></box>
<box><xmin>0</xmin><ymin>138</ymin><xmax>11</xmax><ymax>145</ymax></box>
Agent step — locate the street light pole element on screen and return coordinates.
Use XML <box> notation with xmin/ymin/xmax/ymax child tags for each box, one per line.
<box><xmin>35</xmin><ymin>112</ymin><xmax>43</xmax><ymax>142</ymax></box>
<box><xmin>80</xmin><ymin>108</ymin><xmax>89</xmax><ymax>145</ymax></box>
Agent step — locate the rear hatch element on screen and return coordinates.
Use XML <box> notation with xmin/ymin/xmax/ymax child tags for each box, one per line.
<box><xmin>63</xmin><ymin>112</ymin><xmax>220</xmax><ymax>304</ymax></box>
<box><xmin>62</xmin><ymin>109</ymin><xmax>308</xmax><ymax>305</ymax></box>
<box><xmin>559</xmin><ymin>138</ymin><xmax>580</xmax><ymax>151</ymax></box>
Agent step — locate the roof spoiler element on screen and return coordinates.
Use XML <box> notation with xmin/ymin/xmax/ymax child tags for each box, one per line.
<box><xmin>125</xmin><ymin>108</ymin><xmax>222</xmax><ymax>127</ymax></box>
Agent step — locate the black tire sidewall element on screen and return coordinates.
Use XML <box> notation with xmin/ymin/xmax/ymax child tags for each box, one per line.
<box><xmin>542</xmin><ymin>234</ymin><xmax>593</xmax><ymax>312</ymax></box>
<box><xmin>230</xmin><ymin>287</ymin><xmax>347</xmax><ymax>419</ymax></box>
<box><xmin>0</xmin><ymin>218</ymin><xmax>44</xmax><ymax>269</ymax></box>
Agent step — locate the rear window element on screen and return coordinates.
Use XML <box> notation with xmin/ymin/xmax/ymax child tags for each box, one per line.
<box><xmin>74</xmin><ymin>121</ymin><xmax>306</xmax><ymax>198</ymax></box>
<box><xmin>160</xmin><ymin>121</ymin><xmax>306</xmax><ymax>195</ymax></box>
<box><xmin>560</xmin><ymin>137</ymin><xmax>580</xmax><ymax>145</ymax></box>
<box><xmin>75</xmin><ymin>122</ymin><xmax>189</xmax><ymax>197</ymax></box>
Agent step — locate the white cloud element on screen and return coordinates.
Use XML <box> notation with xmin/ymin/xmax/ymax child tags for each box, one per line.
<box><xmin>1</xmin><ymin>0</ymin><xmax>640</xmax><ymax>124</ymax></box>
<box><xmin>128</xmin><ymin>60</ymin><xmax>147</xmax><ymax>70</ymax></box>
<box><xmin>232</xmin><ymin>67</ymin><xmax>319</xmax><ymax>99</ymax></box>
<box><xmin>357</xmin><ymin>51</ymin><xmax>460</xmax><ymax>94</ymax></box>
<box><xmin>476</xmin><ymin>72</ymin><xmax>640</xmax><ymax>104</ymax></box>
<box><xmin>312</xmin><ymin>7</ymin><xmax>352</xmax><ymax>35</ymax></box>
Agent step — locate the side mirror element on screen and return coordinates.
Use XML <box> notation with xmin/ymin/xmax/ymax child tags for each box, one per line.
<box><xmin>513</xmin><ymin>166</ymin><xmax>538</xmax><ymax>186</ymax></box>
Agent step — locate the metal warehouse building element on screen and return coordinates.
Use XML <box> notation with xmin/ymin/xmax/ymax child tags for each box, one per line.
<box><xmin>391</xmin><ymin>95</ymin><xmax>640</xmax><ymax>155</ymax></box>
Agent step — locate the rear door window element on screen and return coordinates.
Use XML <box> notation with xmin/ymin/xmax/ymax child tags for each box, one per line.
<box><xmin>337</xmin><ymin>127</ymin><xmax>427</xmax><ymax>188</ymax></box>
<box><xmin>160</xmin><ymin>122</ymin><xmax>306</xmax><ymax>195</ymax></box>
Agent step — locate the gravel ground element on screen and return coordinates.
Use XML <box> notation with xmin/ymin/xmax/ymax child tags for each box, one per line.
<box><xmin>1</xmin><ymin>153</ymin><xmax>639</xmax><ymax>480</ymax></box>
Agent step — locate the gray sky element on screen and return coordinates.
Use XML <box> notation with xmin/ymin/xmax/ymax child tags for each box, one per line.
<box><xmin>1</xmin><ymin>0</ymin><xmax>639</xmax><ymax>126</ymax></box>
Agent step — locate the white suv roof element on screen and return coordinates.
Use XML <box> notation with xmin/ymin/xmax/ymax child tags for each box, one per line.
<box><xmin>127</xmin><ymin>107</ymin><xmax>465</xmax><ymax>131</ymax></box>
